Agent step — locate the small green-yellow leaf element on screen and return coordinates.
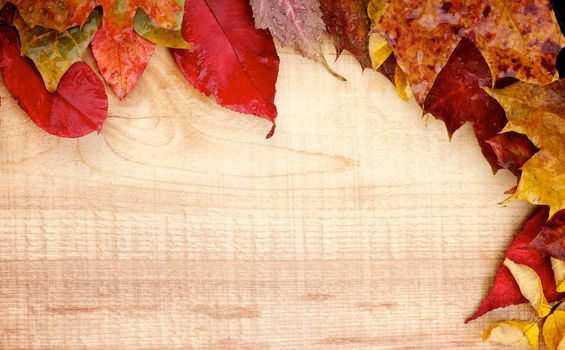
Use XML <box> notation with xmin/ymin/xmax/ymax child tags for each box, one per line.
<box><xmin>504</xmin><ymin>258</ymin><xmax>552</xmax><ymax>317</ymax></box>
<box><xmin>394</xmin><ymin>63</ymin><xmax>409</xmax><ymax>101</ymax></box>
<box><xmin>133</xmin><ymin>4</ymin><xmax>190</xmax><ymax>49</ymax></box>
<box><xmin>483</xmin><ymin>321</ymin><xmax>539</xmax><ymax>350</ymax></box>
<box><xmin>543</xmin><ymin>310</ymin><xmax>565</xmax><ymax>350</ymax></box>
<box><xmin>552</xmin><ymin>258</ymin><xmax>565</xmax><ymax>293</ymax></box>
<box><xmin>14</xmin><ymin>9</ymin><xmax>101</xmax><ymax>92</ymax></box>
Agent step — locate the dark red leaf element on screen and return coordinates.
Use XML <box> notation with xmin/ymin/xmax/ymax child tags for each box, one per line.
<box><xmin>487</xmin><ymin>132</ymin><xmax>538</xmax><ymax>175</ymax></box>
<box><xmin>376</xmin><ymin>53</ymin><xmax>397</xmax><ymax>83</ymax></box>
<box><xmin>466</xmin><ymin>207</ymin><xmax>564</xmax><ymax>322</ymax></box>
<box><xmin>171</xmin><ymin>0</ymin><xmax>279</xmax><ymax>124</ymax></box>
<box><xmin>531</xmin><ymin>210</ymin><xmax>565</xmax><ymax>260</ymax></box>
<box><xmin>0</xmin><ymin>26</ymin><xmax>107</xmax><ymax>138</ymax></box>
<box><xmin>319</xmin><ymin>0</ymin><xmax>372</xmax><ymax>69</ymax></box>
<box><xmin>424</xmin><ymin>38</ymin><xmax>507</xmax><ymax>172</ymax></box>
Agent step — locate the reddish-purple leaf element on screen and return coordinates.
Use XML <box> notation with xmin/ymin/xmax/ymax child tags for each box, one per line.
<box><xmin>172</xmin><ymin>0</ymin><xmax>279</xmax><ymax>125</ymax></box>
<box><xmin>0</xmin><ymin>25</ymin><xmax>107</xmax><ymax>138</ymax></box>
<box><xmin>487</xmin><ymin>132</ymin><xmax>538</xmax><ymax>175</ymax></box>
<box><xmin>424</xmin><ymin>38</ymin><xmax>507</xmax><ymax>172</ymax></box>
<box><xmin>466</xmin><ymin>207</ymin><xmax>564</xmax><ymax>322</ymax></box>
<box><xmin>531</xmin><ymin>210</ymin><xmax>565</xmax><ymax>260</ymax></box>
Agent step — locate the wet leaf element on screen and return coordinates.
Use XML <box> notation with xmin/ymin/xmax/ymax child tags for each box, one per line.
<box><xmin>485</xmin><ymin>80</ymin><xmax>565</xmax><ymax>217</ymax></box>
<box><xmin>0</xmin><ymin>25</ymin><xmax>108</xmax><ymax>137</ymax></box>
<box><xmin>483</xmin><ymin>321</ymin><xmax>539</xmax><ymax>350</ymax></box>
<box><xmin>376</xmin><ymin>0</ymin><xmax>565</xmax><ymax>103</ymax></box>
<box><xmin>91</xmin><ymin>0</ymin><xmax>182</xmax><ymax>99</ymax></box>
<box><xmin>319</xmin><ymin>0</ymin><xmax>372</xmax><ymax>68</ymax></box>
<box><xmin>171</xmin><ymin>0</ymin><xmax>279</xmax><ymax>125</ymax></box>
<box><xmin>13</xmin><ymin>9</ymin><xmax>100</xmax><ymax>92</ymax></box>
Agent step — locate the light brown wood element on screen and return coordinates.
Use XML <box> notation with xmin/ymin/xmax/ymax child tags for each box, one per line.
<box><xmin>0</xmin><ymin>46</ymin><xmax>539</xmax><ymax>349</ymax></box>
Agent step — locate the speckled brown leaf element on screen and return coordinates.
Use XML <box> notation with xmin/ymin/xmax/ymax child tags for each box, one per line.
<box><xmin>376</xmin><ymin>0</ymin><xmax>564</xmax><ymax>103</ymax></box>
<box><xmin>319</xmin><ymin>0</ymin><xmax>371</xmax><ymax>68</ymax></box>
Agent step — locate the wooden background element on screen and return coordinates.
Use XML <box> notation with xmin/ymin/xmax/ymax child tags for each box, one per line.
<box><xmin>0</xmin><ymin>46</ymin><xmax>540</xmax><ymax>349</ymax></box>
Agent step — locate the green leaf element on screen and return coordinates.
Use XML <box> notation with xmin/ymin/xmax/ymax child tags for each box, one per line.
<box><xmin>133</xmin><ymin>0</ymin><xmax>189</xmax><ymax>49</ymax></box>
<box><xmin>14</xmin><ymin>9</ymin><xmax>101</xmax><ymax>92</ymax></box>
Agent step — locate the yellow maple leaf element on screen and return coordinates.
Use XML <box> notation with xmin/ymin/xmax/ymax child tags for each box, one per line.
<box><xmin>486</xmin><ymin>81</ymin><xmax>565</xmax><ymax>217</ymax></box>
<box><xmin>483</xmin><ymin>320</ymin><xmax>539</xmax><ymax>350</ymax></box>
<box><xmin>552</xmin><ymin>258</ymin><xmax>565</xmax><ymax>293</ymax></box>
<box><xmin>544</xmin><ymin>310</ymin><xmax>565</xmax><ymax>350</ymax></box>
<box><xmin>504</xmin><ymin>258</ymin><xmax>552</xmax><ymax>317</ymax></box>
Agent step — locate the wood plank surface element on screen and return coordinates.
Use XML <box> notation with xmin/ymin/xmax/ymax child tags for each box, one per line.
<box><xmin>0</xmin><ymin>46</ymin><xmax>539</xmax><ymax>349</ymax></box>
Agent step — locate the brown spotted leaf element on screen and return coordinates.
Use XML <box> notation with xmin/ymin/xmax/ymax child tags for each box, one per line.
<box><xmin>375</xmin><ymin>0</ymin><xmax>564</xmax><ymax>103</ymax></box>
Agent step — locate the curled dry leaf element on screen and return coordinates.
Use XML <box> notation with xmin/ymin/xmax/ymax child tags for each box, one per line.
<box><xmin>13</xmin><ymin>10</ymin><xmax>101</xmax><ymax>92</ymax></box>
<box><xmin>467</xmin><ymin>207</ymin><xmax>563</xmax><ymax>322</ymax></box>
<box><xmin>483</xmin><ymin>321</ymin><xmax>539</xmax><ymax>350</ymax></box>
<box><xmin>376</xmin><ymin>0</ymin><xmax>564</xmax><ymax>103</ymax></box>
<box><xmin>485</xmin><ymin>81</ymin><xmax>565</xmax><ymax>217</ymax></box>
<box><xmin>171</xmin><ymin>0</ymin><xmax>279</xmax><ymax>126</ymax></box>
<box><xmin>0</xmin><ymin>25</ymin><xmax>108</xmax><ymax>137</ymax></box>
<box><xmin>504</xmin><ymin>258</ymin><xmax>552</xmax><ymax>318</ymax></box>
<box><xmin>543</xmin><ymin>310</ymin><xmax>565</xmax><ymax>350</ymax></box>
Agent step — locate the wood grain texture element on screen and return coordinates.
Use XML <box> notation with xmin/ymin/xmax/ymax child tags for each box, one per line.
<box><xmin>0</xmin><ymin>45</ymin><xmax>539</xmax><ymax>349</ymax></box>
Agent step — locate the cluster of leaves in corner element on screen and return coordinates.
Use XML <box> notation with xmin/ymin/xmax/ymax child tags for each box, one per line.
<box><xmin>0</xmin><ymin>0</ymin><xmax>388</xmax><ymax>138</ymax></box>
<box><xmin>0</xmin><ymin>0</ymin><xmax>564</xmax><ymax>344</ymax></box>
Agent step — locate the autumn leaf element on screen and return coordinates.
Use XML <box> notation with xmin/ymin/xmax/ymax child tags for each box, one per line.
<box><xmin>13</xmin><ymin>10</ymin><xmax>100</xmax><ymax>92</ymax></box>
<box><xmin>467</xmin><ymin>207</ymin><xmax>563</xmax><ymax>322</ymax></box>
<box><xmin>0</xmin><ymin>25</ymin><xmax>108</xmax><ymax>137</ymax></box>
<box><xmin>483</xmin><ymin>321</ymin><xmax>539</xmax><ymax>350</ymax></box>
<box><xmin>366</xmin><ymin>0</ymin><xmax>391</xmax><ymax>70</ymax></box>
<box><xmin>423</xmin><ymin>38</ymin><xmax>507</xmax><ymax>172</ymax></box>
<box><xmin>7</xmin><ymin>0</ymin><xmax>96</xmax><ymax>31</ymax></box>
<box><xmin>375</xmin><ymin>0</ymin><xmax>564</xmax><ymax>103</ymax></box>
<box><xmin>504</xmin><ymin>258</ymin><xmax>552</xmax><ymax>317</ymax></box>
<box><xmin>543</xmin><ymin>310</ymin><xmax>565</xmax><ymax>350</ymax></box>
<box><xmin>133</xmin><ymin>0</ymin><xmax>189</xmax><ymax>49</ymax></box>
<box><xmin>249</xmin><ymin>0</ymin><xmax>342</xmax><ymax>79</ymax></box>
<box><xmin>485</xmin><ymin>81</ymin><xmax>565</xmax><ymax>217</ymax></box>
<box><xmin>487</xmin><ymin>132</ymin><xmax>538</xmax><ymax>176</ymax></box>
<box><xmin>171</xmin><ymin>0</ymin><xmax>279</xmax><ymax>126</ymax></box>
<box><xmin>530</xmin><ymin>210</ymin><xmax>565</xmax><ymax>261</ymax></box>
<box><xmin>319</xmin><ymin>0</ymin><xmax>372</xmax><ymax>69</ymax></box>
<box><xmin>91</xmin><ymin>0</ymin><xmax>182</xmax><ymax>99</ymax></box>
<box><xmin>551</xmin><ymin>258</ymin><xmax>565</xmax><ymax>293</ymax></box>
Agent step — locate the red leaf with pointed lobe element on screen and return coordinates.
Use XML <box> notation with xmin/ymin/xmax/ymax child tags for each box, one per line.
<box><xmin>0</xmin><ymin>25</ymin><xmax>107</xmax><ymax>138</ymax></box>
<box><xmin>424</xmin><ymin>38</ymin><xmax>508</xmax><ymax>172</ymax></box>
<box><xmin>466</xmin><ymin>207</ymin><xmax>564</xmax><ymax>322</ymax></box>
<box><xmin>531</xmin><ymin>210</ymin><xmax>565</xmax><ymax>260</ymax></box>
<box><xmin>487</xmin><ymin>132</ymin><xmax>538</xmax><ymax>175</ymax></box>
<box><xmin>171</xmin><ymin>0</ymin><xmax>279</xmax><ymax>125</ymax></box>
